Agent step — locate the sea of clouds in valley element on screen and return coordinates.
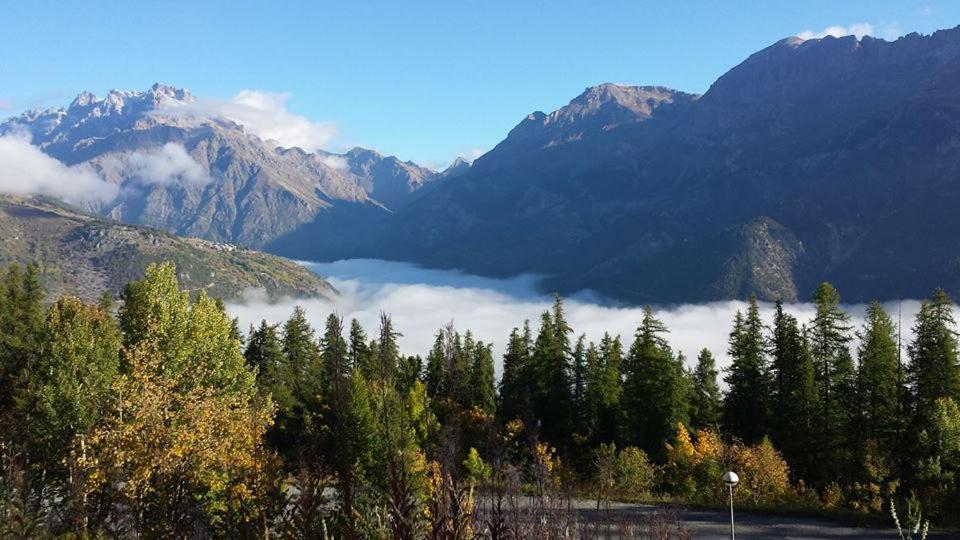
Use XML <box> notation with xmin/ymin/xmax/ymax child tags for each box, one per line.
<box><xmin>225</xmin><ymin>258</ymin><xmax>926</xmax><ymax>377</ymax></box>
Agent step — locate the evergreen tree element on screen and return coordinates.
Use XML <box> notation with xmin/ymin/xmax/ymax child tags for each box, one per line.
<box><xmin>908</xmin><ymin>290</ymin><xmax>960</xmax><ymax>420</ymax></box>
<box><xmin>531</xmin><ymin>308</ymin><xmax>572</xmax><ymax>446</ymax></box>
<box><xmin>321</xmin><ymin>313</ymin><xmax>349</xmax><ymax>393</ymax></box>
<box><xmin>374</xmin><ymin>312</ymin><xmax>401</xmax><ymax>386</ymax></box>
<box><xmin>769</xmin><ymin>300</ymin><xmax>818</xmax><ymax>482</ymax></box>
<box><xmin>808</xmin><ymin>282</ymin><xmax>856</xmax><ymax>483</ymax></box>
<box><xmin>0</xmin><ymin>264</ymin><xmax>45</xmax><ymax>417</ymax></box>
<box><xmin>622</xmin><ymin>307</ymin><xmax>687</xmax><ymax>458</ymax></box>
<box><xmin>348</xmin><ymin>318</ymin><xmax>370</xmax><ymax>371</ymax></box>
<box><xmin>856</xmin><ymin>301</ymin><xmax>903</xmax><ymax>468</ymax></box>
<box><xmin>280</xmin><ymin>307</ymin><xmax>325</xmax><ymax>454</ymax></box>
<box><xmin>425</xmin><ymin>328</ymin><xmax>448</xmax><ymax>400</ymax></box>
<box><xmin>498</xmin><ymin>322</ymin><xmax>533</xmax><ymax>423</ymax></box>
<box><xmin>689</xmin><ymin>348</ymin><xmax>722</xmax><ymax>431</ymax></box>
<box><xmin>244</xmin><ymin>320</ymin><xmax>285</xmax><ymax>377</ymax></box>
<box><xmin>468</xmin><ymin>341</ymin><xmax>496</xmax><ymax>415</ymax></box>
<box><xmin>723</xmin><ymin>296</ymin><xmax>770</xmax><ymax>443</ymax></box>
<box><xmin>572</xmin><ymin>334</ymin><xmax>587</xmax><ymax>432</ymax></box>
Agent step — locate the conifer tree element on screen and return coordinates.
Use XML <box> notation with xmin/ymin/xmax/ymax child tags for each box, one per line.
<box><xmin>908</xmin><ymin>290</ymin><xmax>960</xmax><ymax>420</ymax></box>
<box><xmin>689</xmin><ymin>348</ymin><xmax>722</xmax><ymax>431</ymax></box>
<box><xmin>279</xmin><ymin>306</ymin><xmax>325</xmax><ymax>456</ymax></box>
<box><xmin>723</xmin><ymin>296</ymin><xmax>770</xmax><ymax>443</ymax></box>
<box><xmin>808</xmin><ymin>282</ymin><xmax>856</xmax><ymax>482</ymax></box>
<box><xmin>531</xmin><ymin>308</ymin><xmax>572</xmax><ymax>446</ymax></box>
<box><xmin>572</xmin><ymin>334</ymin><xmax>587</xmax><ymax>430</ymax></box>
<box><xmin>622</xmin><ymin>307</ymin><xmax>687</xmax><ymax>458</ymax></box>
<box><xmin>856</xmin><ymin>301</ymin><xmax>903</xmax><ymax>466</ymax></box>
<box><xmin>348</xmin><ymin>318</ymin><xmax>370</xmax><ymax>371</ymax></box>
<box><xmin>0</xmin><ymin>264</ymin><xmax>45</xmax><ymax>416</ymax></box>
<box><xmin>769</xmin><ymin>300</ymin><xmax>818</xmax><ymax>481</ymax></box>
<box><xmin>468</xmin><ymin>342</ymin><xmax>496</xmax><ymax>415</ymax></box>
<box><xmin>498</xmin><ymin>322</ymin><xmax>533</xmax><ymax>423</ymax></box>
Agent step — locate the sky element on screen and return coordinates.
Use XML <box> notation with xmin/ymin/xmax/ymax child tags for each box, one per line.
<box><xmin>1</xmin><ymin>1</ymin><xmax>958</xmax><ymax>167</ymax></box>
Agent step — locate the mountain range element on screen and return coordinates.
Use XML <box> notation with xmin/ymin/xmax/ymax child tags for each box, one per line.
<box><xmin>7</xmin><ymin>26</ymin><xmax>960</xmax><ymax>303</ymax></box>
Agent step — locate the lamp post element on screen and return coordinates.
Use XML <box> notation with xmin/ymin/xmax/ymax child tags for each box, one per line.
<box><xmin>722</xmin><ymin>471</ymin><xmax>739</xmax><ymax>540</ymax></box>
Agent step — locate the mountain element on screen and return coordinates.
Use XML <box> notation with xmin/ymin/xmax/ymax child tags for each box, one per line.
<box><xmin>308</xmin><ymin>27</ymin><xmax>960</xmax><ymax>303</ymax></box>
<box><xmin>0</xmin><ymin>194</ymin><xmax>334</xmax><ymax>302</ymax></box>
<box><xmin>0</xmin><ymin>84</ymin><xmax>443</xmax><ymax>249</ymax></box>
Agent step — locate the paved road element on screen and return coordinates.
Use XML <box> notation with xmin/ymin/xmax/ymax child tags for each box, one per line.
<box><xmin>573</xmin><ymin>500</ymin><xmax>957</xmax><ymax>539</ymax></box>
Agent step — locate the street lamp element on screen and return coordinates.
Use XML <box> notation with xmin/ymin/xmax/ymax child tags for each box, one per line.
<box><xmin>723</xmin><ymin>471</ymin><xmax>739</xmax><ymax>540</ymax></box>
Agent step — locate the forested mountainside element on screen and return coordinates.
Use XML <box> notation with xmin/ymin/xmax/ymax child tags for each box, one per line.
<box><xmin>0</xmin><ymin>194</ymin><xmax>333</xmax><ymax>301</ymax></box>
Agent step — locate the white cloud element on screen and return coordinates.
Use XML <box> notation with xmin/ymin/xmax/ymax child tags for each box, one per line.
<box><xmin>0</xmin><ymin>133</ymin><xmax>118</xmax><ymax>205</ymax></box>
<box><xmin>797</xmin><ymin>22</ymin><xmax>875</xmax><ymax>40</ymax></box>
<box><xmin>104</xmin><ymin>143</ymin><xmax>210</xmax><ymax>186</ymax></box>
<box><xmin>157</xmin><ymin>90</ymin><xmax>338</xmax><ymax>152</ymax></box>
<box><xmin>462</xmin><ymin>148</ymin><xmax>486</xmax><ymax>163</ymax></box>
<box><xmin>225</xmin><ymin>259</ymin><xmax>927</xmax><ymax>380</ymax></box>
<box><xmin>319</xmin><ymin>154</ymin><xmax>349</xmax><ymax>170</ymax></box>
<box><xmin>797</xmin><ymin>22</ymin><xmax>904</xmax><ymax>42</ymax></box>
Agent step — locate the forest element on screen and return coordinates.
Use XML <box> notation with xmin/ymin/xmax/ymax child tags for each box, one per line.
<box><xmin>0</xmin><ymin>262</ymin><xmax>957</xmax><ymax>538</ymax></box>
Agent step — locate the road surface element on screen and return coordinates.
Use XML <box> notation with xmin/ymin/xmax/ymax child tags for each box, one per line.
<box><xmin>573</xmin><ymin>500</ymin><xmax>957</xmax><ymax>539</ymax></box>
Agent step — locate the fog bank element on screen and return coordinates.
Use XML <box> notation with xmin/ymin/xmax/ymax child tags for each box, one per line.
<box><xmin>225</xmin><ymin>259</ymin><xmax>925</xmax><ymax>377</ymax></box>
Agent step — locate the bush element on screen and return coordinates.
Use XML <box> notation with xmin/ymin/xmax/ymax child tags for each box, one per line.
<box><xmin>616</xmin><ymin>446</ymin><xmax>654</xmax><ymax>498</ymax></box>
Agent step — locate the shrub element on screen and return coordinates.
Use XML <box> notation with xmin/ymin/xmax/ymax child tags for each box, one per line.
<box><xmin>616</xmin><ymin>446</ymin><xmax>654</xmax><ymax>498</ymax></box>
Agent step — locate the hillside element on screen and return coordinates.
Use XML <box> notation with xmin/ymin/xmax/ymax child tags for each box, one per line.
<box><xmin>0</xmin><ymin>195</ymin><xmax>334</xmax><ymax>302</ymax></box>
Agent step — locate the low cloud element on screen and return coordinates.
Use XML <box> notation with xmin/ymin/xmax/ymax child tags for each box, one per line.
<box><xmin>0</xmin><ymin>133</ymin><xmax>118</xmax><ymax>205</ymax></box>
<box><xmin>225</xmin><ymin>259</ymin><xmax>926</xmax><ymax>379</ymax></box>
<box><xmin>101</xmin><ymin>143</ymin><xmax>210</xmax><ymax>186</ymax></box>
<box><xmin>797</xmin><ymin>22</ymin><xmax>903</xmax><ymax>41</ymax></box>
<box><xmin>319</xmin><ymin>154</ymin><xmax>349</xmax><ymax>170</ymax></box>
<box><xmin>157</xmin><ymin>90</ymin><xmax>338</xmax><ymax>152</ymax></box>
<box><xmin>797</xmin><ymin>23</ymin><xmax>875</xmax><ymax>40</ymax></box>
<box><xmin>462</xmin><ymin>148</ymin><xmax>486</xmax><ymax>163</ymax></box>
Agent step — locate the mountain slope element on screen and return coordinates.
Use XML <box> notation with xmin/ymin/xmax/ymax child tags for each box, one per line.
<box><xmin>1</xmin><ymin>84</ymin><xmax>443</xmax><ymax>249</ymax></box>
<box><xmin>0</xmin><ymin>195</ymin><xmax>334</xmax><ymax>302</ymax></box>
<box><xmin>315</xmin><ymin>27</ymin><xmax>960</xmax><ymax>303</ymax></box>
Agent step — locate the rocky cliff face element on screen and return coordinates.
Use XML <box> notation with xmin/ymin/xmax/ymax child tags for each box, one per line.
<box><xmin>320</xmin><ymin>27</ymin><xmax>960</xmax><ymax>303</ymax></box>
<box><xmin>1</xmin><ymin>84</ymin><xmax>444</xmax><ymax>249</ymax></box>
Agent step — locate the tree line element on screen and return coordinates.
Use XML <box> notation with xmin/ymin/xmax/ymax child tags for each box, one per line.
<box><xmin>0</xmin><ymin>262</ymin><xmax>958</xmax><ymax>537</ymax></box>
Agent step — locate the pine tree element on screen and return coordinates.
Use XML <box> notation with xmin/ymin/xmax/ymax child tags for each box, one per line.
<box><xmin>908</xmin><ymin>290</ymin><xmax>960</xmax><ymax>420</ymax></box>
<box><xmin>531</xmin><ymin>307</ymin><xmax>572</xmax><ymax>446</ymax></box>
<box><xmin>498</xmin><ymin>322</ymin><xmax>533</xmax><ymax>423</ymax></box>
<box><xmin>856</xmin><ymin>301</ymin><xmax>903</xmax><ymax>468</ymax></box>
<box><xmin>468</xmin><ymin>341</ymin><xmax>496</xmax><ymax>415</ymax></box>
<box><xmin>348</xmin><ymin>318</ymin><xmax>370</xmax><ymax>371</ymax></box>
<box><xmin>622</xmin><ymin>307</ymin><xmax>687</xmax><ymax>458</ymax></box>
<box><xmin>0</xmin><ymin>264</ymin><xmax>45</xmax><ymax>416</ymax></box>
<box><xmin>274</xmin><ymin>306</ymin><xmax>325</xmax><ymax>458</ymax></box>
<box><xmin>689</xmin><ymin>348</ymin><xmax>722</xmax><ymax>431</ymax></box>
<box><xmin>808</xmin><ymin>282</ymin><xmax>856</xmax><ymax>483</ymax></box>
<box><xmin>723</xmin><ymin>296</ymin><xmax>770</xmax><ymax>443</ymax></box>
<box><xmin>572</xmin><ymin>334</ymin><xmax>587</xmax><ymax>433</ymax></box>
<box><xmin>769</xmin><ymin>300</ymin><xmax>818</xmax><ymax>482</ymax></box>
<box><xmin>321</xmin><ymin>314</ymin><xmax>349</xmax><ymax>393</ymax></box>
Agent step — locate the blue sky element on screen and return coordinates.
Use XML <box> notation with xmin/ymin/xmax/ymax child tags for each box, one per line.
<box><xmin>1</xmin><ymin>1</ymin><xmax>958</xmax><ymax>167</ymax></box>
